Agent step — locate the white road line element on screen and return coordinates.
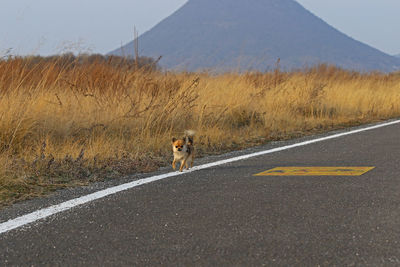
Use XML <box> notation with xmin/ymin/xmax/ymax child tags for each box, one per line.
<box><xmin>1</xmin><ymin>119</ymin><xmax>400</xmax><ymax>234</ymax></box>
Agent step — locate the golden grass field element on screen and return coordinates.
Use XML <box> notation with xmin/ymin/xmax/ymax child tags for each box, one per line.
<box><xmin>0</xmin><ymin>55</ymin><xmax>400</xmax><ymax>206</ymax></box>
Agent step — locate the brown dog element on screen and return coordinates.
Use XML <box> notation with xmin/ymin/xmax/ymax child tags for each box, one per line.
<box><xmin>172</xmin><ymin>130</ymin><xmax>195</xmax><ymax>172</ymax></box>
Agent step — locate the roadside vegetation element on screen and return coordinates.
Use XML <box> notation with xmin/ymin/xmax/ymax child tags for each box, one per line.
<box><xmin>0</xmin><ymin>54</ymin><xmax>400</xmax><ymax>206</ymax></box>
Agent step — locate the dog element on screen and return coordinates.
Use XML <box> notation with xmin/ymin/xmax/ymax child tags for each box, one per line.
<box><xmin>172</xmin><ymin>130</ymin><xmax>195</xmax><ymax>172</ymax></box>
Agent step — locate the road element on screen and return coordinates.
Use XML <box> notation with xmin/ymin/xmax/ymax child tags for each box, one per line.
<box><xmin>1</xmin><ymin>120</ymin><xmax>400</xmax><ymax>266</ymax></box>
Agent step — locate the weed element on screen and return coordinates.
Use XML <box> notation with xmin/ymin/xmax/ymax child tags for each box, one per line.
<box><xmin>0</xmin><ymin>57</ymin><xmax>399</xmax><ymax>206</ymax></box>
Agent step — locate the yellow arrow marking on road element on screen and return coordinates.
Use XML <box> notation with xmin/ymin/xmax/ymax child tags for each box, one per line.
<box><xmin>254</xmin><ymin>167</ymin><xmax>375</xmax><ymax>176</ymax></box>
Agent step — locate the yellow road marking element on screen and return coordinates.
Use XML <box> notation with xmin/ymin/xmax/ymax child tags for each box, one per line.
<box><xmin>254</xmin><ymin>167</ymin><xmax>375</xmax><ymax>176</ymax></box>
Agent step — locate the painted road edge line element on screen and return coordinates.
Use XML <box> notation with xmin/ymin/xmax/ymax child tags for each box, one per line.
<box><xmin>1</xmin><ymin>119</ymin><xmax>400</xmax><ymax>234</ymax></box>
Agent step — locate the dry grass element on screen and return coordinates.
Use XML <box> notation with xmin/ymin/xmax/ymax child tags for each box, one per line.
<box><xmin>0</xmin><ymin>56</ymin><xmax>400</xmax><ymax>206</ymax></box>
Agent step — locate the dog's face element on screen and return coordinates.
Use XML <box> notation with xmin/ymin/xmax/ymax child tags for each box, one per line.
<box><xmin>172</xmin><ymin>138</ymin><xmax>186</xmax><ymax>153</ymax></box>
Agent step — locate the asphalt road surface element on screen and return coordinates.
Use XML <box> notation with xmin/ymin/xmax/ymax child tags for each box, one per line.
<box><xmin>1</xmin><ymin>120</ymin><xmax>400</xmax><ymax>266</ymax></box>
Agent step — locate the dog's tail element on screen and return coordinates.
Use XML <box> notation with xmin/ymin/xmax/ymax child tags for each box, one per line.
<box><xmin>184</xmin><ymin>130</ymin><xmax>195</xmax><ymax>144</ymax></box>
<box><xmin>184</xmin><ymin>130</ymin><xmax>196</xmax><ymax>138</ymax></box>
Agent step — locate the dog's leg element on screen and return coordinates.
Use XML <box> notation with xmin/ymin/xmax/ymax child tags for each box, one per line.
<box><xmin>186</xmin><ymin>154</ymin><xmax>193</xmax><ymax>170</ymax></box>
<box><xmin>179</xmin><ymin>159</ymin><xmax>187</xmax><ymax>172</ymax></box>
<box><xmin>185</xmin><ymin>160</ymin><xmax>189</xmax><ymax>170</ymax></box>
<box><xmin>172</xmin><ymin>159</ymin><xmax>176</xmax><ymax>170</ymax></box>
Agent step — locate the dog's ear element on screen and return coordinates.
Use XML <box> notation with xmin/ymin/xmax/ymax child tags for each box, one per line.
<box><xmin>172</xmin><ymin>137</ymin><xmax>176</xmax><ymax>143</ymax></box>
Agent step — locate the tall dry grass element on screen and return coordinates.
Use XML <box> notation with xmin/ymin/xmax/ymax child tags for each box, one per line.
<box><xmin>0</xmin><ymin>56</ymin><xmax>400</xmax><ymax>206</ymax></box>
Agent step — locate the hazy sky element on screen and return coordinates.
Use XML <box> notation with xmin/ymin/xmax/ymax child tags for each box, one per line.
<box><xmin>1</xmin><ymin>0</ymin><xmax>399</xmax><ymax>57</ymax></box>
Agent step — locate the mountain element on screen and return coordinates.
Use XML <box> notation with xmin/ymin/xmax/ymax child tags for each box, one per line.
<box><xmin>395</xmin><ymin>54</ymin><xmax>400</xmax><ymax>58</ymax></box>
<box><xmin>109</xmin><ymin>0</ymin><xmax>400</xmax><ymax>72</ymax></box>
